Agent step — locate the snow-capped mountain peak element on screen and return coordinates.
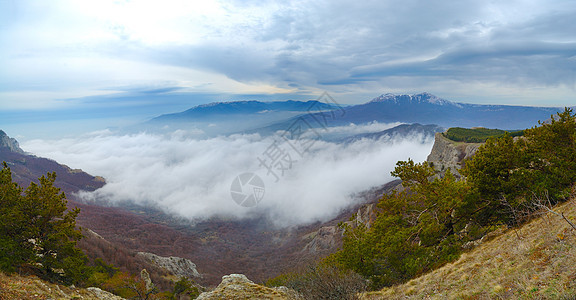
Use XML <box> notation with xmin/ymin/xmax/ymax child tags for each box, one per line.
<box><xmin>369</xmin><ymin>92</ymin><xmax>461</xmax><ymax>107</ymax></box>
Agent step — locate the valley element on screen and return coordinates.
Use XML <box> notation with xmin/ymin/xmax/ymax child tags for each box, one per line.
<box><xmin>2</xmin><ymin>2</ymin><xmax>574</xmax><ymax>298</ymax></box>
<box><xmin>1</xmin><ymin>93</ymin><xmax>574</xmax><ymax>299</ymax></box>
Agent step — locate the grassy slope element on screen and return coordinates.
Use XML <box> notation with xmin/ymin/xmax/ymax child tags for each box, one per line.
<box><xmin>0</xmin><ymin>272</ymin><xmax>124</xmax><ymax>300</ymax></box>
<box><xmin>362</xmin><ymin>197</ymin><xmax>576</xmax><ymax>299</ymax></box>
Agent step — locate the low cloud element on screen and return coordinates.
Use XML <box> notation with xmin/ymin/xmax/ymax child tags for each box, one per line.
<box><xmin>23</xmin><ymin>126</ymin><xmax>433</xmax><ymax>227</ymax></box>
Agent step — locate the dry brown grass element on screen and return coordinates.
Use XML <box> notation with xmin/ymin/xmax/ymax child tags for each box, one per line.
<box><xmin>0</xmin><ymin>271</ymin><xmax>124</xmax><ymax>299</ymax></box>
<box><xmin>361</xmin><ymin>198</ymin><xmax>576</xmax><ymax>299</ymax></box>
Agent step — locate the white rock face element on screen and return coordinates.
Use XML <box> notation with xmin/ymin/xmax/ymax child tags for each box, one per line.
<box><xmin>136</xmin><ymin>252</ymin><xmax>201</xmax><ymax>278</ymax></box>
<box><xmin>85</xmin><ymin>287</ymin><xmax>125</xmax><ymax>299</ymax></box>
<box><xmin>0</xmin><ymin>130</ymin><xmax>24</xmax><ymax>154</ymax></box>
<box><xmin>426</xmin><ymin>132</ymin><xmax>481</xmax><ymax>178</ymax></box>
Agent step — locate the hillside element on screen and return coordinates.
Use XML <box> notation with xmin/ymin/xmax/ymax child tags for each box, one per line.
<box><xmin>362</xmin><ymin>196</ymin><xmax>576</xmax><ymax>299</ymax></box>
<box><xmin>0</xmin><ymin>272</ymin><xmax>123</xmax><ymax>299</ymax></box>
<box><xmin>0</xmin><ymin>130</ymin><xmax>105</xmax><ymax>194</ymax></box>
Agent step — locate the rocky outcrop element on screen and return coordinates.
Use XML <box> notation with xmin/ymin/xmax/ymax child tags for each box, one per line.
<box><xmin>352</xmin><ymin>203</ymin><xmax>377</xmax><ymax>228</ymax></box>
<box><xmin>136</xmin><ymin>252</ymin><xmax>201</xmax><ymax>279</ymax></box>
<box><xmin>426</xmin><ymin>132</ymin><xmax>481</xmax><ymax>178</ymax></box>
<box><xmin>0</xmin><ymin>130</ymin><xmax>24</xmax><ymax>154</ymax></box>
<box><xmin>85</xmin><ymin>287</ymin><xmax>125</xmax><ymax>300</ymax></box>
<box><xmin>140</xmin><ymin>269</ymin><xmax>155</xmax><ymax>293</ymax></box>
<box><xmin>196</xmin><ymin>274</ymin><xmax>300</xmax><ymax>299</ymax></box>
<box><xmin>302</xmin><ymin>201</ymin><xmax>381</xmax><ymax>255</ymax></box>
<box><xmin>302</xmin><ymin>226</ymin><xmax>339</xmax><ymax>254</ymax></box>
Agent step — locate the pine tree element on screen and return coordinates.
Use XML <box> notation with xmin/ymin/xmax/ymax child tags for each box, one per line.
<box><xmin>0</xmin><ymin>163</ymin><xmax>90</xmax><ymax>284</ymax></box>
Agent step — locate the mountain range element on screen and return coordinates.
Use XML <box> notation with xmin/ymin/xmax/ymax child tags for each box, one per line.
<box><xmin>151</xmin><ymin>100</ymin><xmax>337</xmax><ymax>121</ymax></box>
<box><xmin>248</xmin><ymin>93</ymin><xmax>564</xmax><ymax>135</ymax></box>
<box><xmin>335</xmin><ymin>93</ymin><xmax>562</xmax><ymax>129</ymax></box>
<box><xmin>144</xmin><ymin>93</ymin><xmax>564</xmax><ymax>137</ymax></box>
<box><xmin>142</xmin><ymin>100</ymin><xmax>339</xmax><ymax>137</ymax></box>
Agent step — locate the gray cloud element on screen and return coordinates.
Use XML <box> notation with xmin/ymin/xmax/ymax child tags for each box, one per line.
<box><xmin>348</xmin><ymin>41</ymin><xmax>576</xmax><ymax>86</ymax></box>
<box><xmin>1</xmin><ymin>0</ymin><xmax>575</xmax><ymax>108</ymax></box>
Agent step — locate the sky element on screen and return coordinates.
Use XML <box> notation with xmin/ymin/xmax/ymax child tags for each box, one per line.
<box><xmin>1</xmin><ymin>0</ymin><xmax>575</xmax><ymax>138</ymax></box>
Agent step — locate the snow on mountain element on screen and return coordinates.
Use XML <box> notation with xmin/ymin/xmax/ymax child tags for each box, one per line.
<box><xmin>369</xmin><ymin>92</ymin><xmax>463</xmax><ymax>108</ymax></box>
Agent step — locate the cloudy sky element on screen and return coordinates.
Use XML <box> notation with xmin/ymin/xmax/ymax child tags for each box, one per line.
<box><xmin>1</xmin><ymin>0</ymin><xmax>575</xmax><ymax>137</ymax></box>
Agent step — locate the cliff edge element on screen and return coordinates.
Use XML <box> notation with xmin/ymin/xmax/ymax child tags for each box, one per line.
<box><xmin>0</xmin><ymin>130</ymin><xmax>24</xmax><ymax>154</ymax></box>
<box><xmin>426</xmin><ymin>132</ymin><xmax>481</xmax><ymax>178</ymax></box>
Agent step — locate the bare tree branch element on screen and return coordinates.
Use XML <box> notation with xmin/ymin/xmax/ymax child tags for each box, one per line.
<box><xmin>532</xmin><ymin>192</ymin><xmax>576</xmax><ymax>231</ymax></box>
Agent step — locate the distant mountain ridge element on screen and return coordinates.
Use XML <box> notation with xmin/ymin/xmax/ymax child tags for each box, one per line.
<box><xmin>337</xmin><ymin>93</ymin><xmax>561</xmax><ymax>130</ymax></box>
<box><xmin>151</xmin><ymin>100</ymin><xmax>337</xmax><ymax>122</ymax></box>
<box><xmin>251</xmin><ymin>93</ymin><xmax>563</xmax><ymax>134</ymax></box>
<box><xmin>140</xmin><ymin>99</ymin><xmax>339</xmax><ymax>137</ymax></box>
<box><xmin>147</xmin><ymin>93</ymin><xmax>565</xmax><ymax>132</ymax></box>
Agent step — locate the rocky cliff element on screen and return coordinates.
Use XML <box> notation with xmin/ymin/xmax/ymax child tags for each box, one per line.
<box><xmin>136</xmin><ymin>252</ymin><xmax>201</xmax><ymax>279</ymax></box>
<box><xmin>426</xmin><ymin>132</ymin><xmax>482</xmax><ymax>178</ymax></box>
<box><xmin>0</xmin><ymin>130</ymin><xmax>24</xmax><ymax>154</ymax></box>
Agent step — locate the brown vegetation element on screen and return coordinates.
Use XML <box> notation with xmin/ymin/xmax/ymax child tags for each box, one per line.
<box><xmin>0</xmin><ymin>271</ymin><xmax>123</xmax><ymax>300</ymax></box>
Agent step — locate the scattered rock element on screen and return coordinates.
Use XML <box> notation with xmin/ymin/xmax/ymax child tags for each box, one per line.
<box><xmin>196</xmin><ymin>274</ymin><xmax>300</xmax><ymax>299</ymax></box>
<box><xmin>85</xmin><ymin>287</ymin><xmax>125</xmax><ymax>299</ymax></box>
